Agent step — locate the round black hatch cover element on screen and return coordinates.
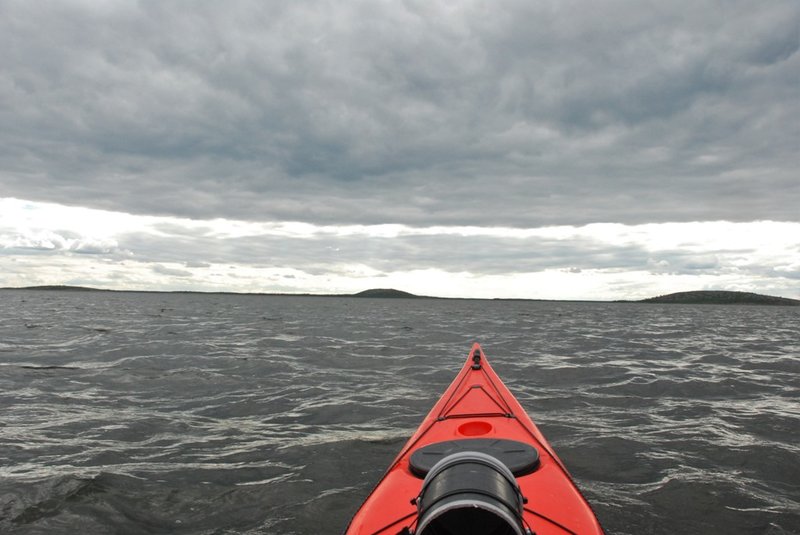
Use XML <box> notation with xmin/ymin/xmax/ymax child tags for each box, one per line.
<box><xmin>409</xmin><ymin>438</ymin><xmax>540</xmax><ymax>478</ymax></box>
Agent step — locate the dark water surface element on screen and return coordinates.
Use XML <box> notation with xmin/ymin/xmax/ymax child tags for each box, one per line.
<box><xmin>1</xmin><ymin>290</ymin><xmax>798</xmax><ymax>534</ymax></box>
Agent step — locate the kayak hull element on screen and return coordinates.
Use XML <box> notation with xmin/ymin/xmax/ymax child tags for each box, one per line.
<box><xmin>344</xmin><ymin>343</ymin><xmax>604</xmax><ymax>535</ymax></box>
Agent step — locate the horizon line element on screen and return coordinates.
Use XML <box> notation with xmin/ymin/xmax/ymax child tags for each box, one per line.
<box><xmin>2</xmin><ymin>285</ymin><xmax>799</xmax><ymax>305</ymax></box>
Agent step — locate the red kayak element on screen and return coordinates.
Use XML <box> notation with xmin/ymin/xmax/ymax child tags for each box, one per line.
<box><xmin>344</xmin><ymin>343</ymin><xmax>604</xmax><ymax>535</ymax></box>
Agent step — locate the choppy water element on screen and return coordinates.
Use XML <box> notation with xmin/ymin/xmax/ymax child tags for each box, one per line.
<box><xmin>0</xmin><ymin>290</ymin><xmax>798</xmax><ymax>534</ymax></box>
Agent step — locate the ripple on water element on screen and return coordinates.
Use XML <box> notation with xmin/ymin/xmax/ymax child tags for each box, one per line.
<box><xmin>1</xmin><ymin>292</ymin><xmax>799</xmax><ymax>534</ymax></box>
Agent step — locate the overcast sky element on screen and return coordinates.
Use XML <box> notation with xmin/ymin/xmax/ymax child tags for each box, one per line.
<box><xmin>1</xmin><ymin>1</ymin><xmax>798</xmax><ymax>299</ymax></box>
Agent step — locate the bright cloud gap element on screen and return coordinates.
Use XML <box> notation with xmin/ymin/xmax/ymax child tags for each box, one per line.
<box><xmin>1</xmin><ymin>198</ymin><xmax>799</xmax><ymax>301</ymax></box>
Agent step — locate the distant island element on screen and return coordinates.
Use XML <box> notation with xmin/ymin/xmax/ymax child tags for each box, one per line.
<box><xmin>642</xmin><ymin>291</ymin><xmax>800</xmax><ymax>306</ymax></box>
<box><xmin>352</xmin><ymin>288</ymin><xmax>423</xmax><ymax>298</ymax></box>
<box><xmin>5</xmin><ymin>285</ymin><xmax>110</xmax><ymax>292</ymax></box>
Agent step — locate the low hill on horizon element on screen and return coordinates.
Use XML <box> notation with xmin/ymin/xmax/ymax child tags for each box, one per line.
<box><xmin>5</xmin><ymin>285</ymin><xmax>109</xmax><ymax>292</ymax></box>
<box><xmin>351</xmin><ymin>288</ymin><xmax>423</xmax><ymax>298</ymax></box>
<box><xmin>642</xmin><ymin>290</ymin><xmax>800</xmax><ymax>306</ymax></box>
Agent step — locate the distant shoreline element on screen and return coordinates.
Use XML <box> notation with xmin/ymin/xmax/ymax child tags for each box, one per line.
<box><xmin>2</xmin><ymin>286</ymin><xmax>799</xmax><ymax>306</ymax></box>
<box><xmin>640</xmin><ymin>290</ymin><xmax>800</xmax><ymax>306</ymax></box>
<box><xmin>0</xmin><ymin>285</ymin><xmax>438</xmax><ymax>299</ymax></box>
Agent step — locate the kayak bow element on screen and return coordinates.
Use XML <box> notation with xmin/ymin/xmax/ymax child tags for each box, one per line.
<box><xmin>344</xmin><ymin>343</ymin><xmax>603</xmax><ymax>535</ymax></box>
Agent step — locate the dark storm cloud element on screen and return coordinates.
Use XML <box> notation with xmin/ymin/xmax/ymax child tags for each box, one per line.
<box><xmin>1</xmin><ymin>0</ymin><xmax>798</xmax><ymax>226</ymax></box>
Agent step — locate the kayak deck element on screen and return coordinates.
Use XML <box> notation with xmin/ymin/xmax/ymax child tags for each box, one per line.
<box><xmin>344</xmin><ymin>343</ymin><xmax>604</xmax><ymax>535</ymax></box>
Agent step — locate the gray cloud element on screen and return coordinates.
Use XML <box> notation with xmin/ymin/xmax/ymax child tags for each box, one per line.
<box><xmin>151</xmin><ymin>264</ymin><xmax>192</xmax><ymax>278</ymax></box>
<box><xmin>1</xmin><ymin>1</ymin><xmax>798</xmax><ymax>226</ymax></box>
<box><xmin>97</xmin><ymin>227</ymin><xmax>793</xmax><ymax>285</ymax></box>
